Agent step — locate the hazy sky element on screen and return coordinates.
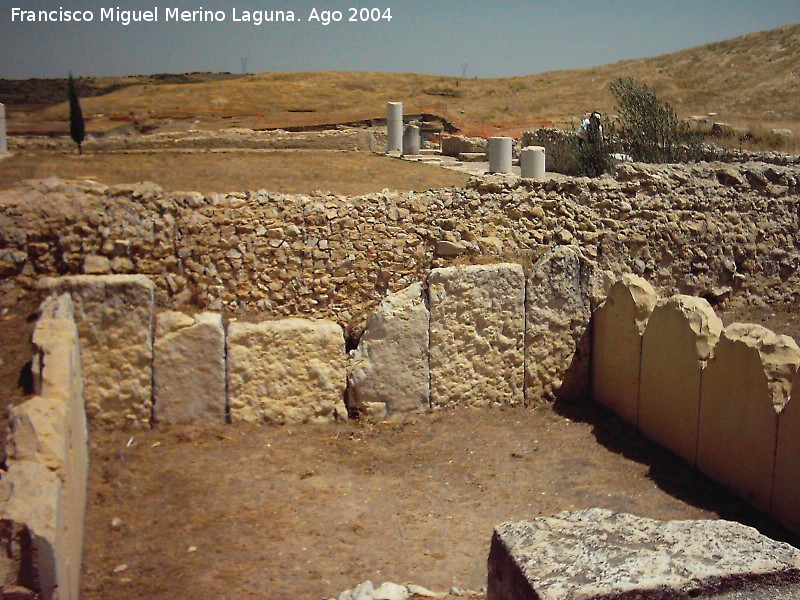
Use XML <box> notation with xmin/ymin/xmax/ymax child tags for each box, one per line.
<box><xmin>1</xmin><ymin>1</ymin><xmax>799</xmax><ymax>79</ymax></box>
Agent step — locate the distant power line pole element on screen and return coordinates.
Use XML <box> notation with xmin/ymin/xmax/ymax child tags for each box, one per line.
<box><xmin>241</xmin><ymin>57</ymin><xmax>248</xmax><ymax>74</ymax></box>
<box><xmin>461</xmin><ymin>62</ymin><xmax>467</xmax><ymax>78</ymax></box>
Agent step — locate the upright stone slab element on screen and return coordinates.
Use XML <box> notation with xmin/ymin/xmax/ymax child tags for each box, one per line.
<box><xmin>526</xmin><ymin>246</ymin><xmax>596</xmax><ymax>403</ymax></box>
<box><xmin>0</xmin><ymin>103</ymin><xmax>7</xmax><ymax>154</ymax></box>
<box><xmin>698</xmin><ymin>324</ymin><xmax>800</xmax><ymax>513</ymax></box>
<box><xmin>227</xmin><ymin>318</ymin><xmax>347</xmax><ymax>424</ymax></box>
<box><xmin>774</xmin><ymin>369</ymin><xmax>800</xmax><ymax>534</ymax></box>
<box><xmin>428</xmin><ymin>264</ymin><xmax>525</xmax><ymax>408</ymax></box>
<box><xmin>591</xmin><ymin>274</ymin><xmax>657</xmax><ymax>425</ymax></box>
<box><xmin>348</xmin><ymin>283</ymin><xmax>430</xmax><ymax>416</ymax></box>
<box><xmin>153</xmin><ymin>311</ymin><xmax>226</xmax><ymax>425</ymax></box>
<box><xmin>639</xmin><ymin>296</ymin><xmax>722</xmax><ymax>465</ymax></box>
<box><xmin>488</xmin><ymin>509</ymin><xmax>800</xmax><ymax>600</ymax></box>
<box><xmin>41</xmin><ymin>275</ymin><xmax>155</xmax><ymax>427</ymax></box>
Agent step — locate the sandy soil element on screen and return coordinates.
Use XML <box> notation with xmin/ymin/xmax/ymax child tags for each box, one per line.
<box><xmin>80</xmin><ymin>405</ymin><xmax>799</xmax><ymax>600</ymax></box>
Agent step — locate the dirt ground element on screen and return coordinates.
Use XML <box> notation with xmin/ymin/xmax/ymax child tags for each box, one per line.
<box><xmin>80</xmin><ymin>405</ymin><xmax>799</xmax><ymax>600</ymax></box>
<box><xmin>0</xmin><ymin>149</ymin><xmax>469</xmax><ymax>196</ymax></box>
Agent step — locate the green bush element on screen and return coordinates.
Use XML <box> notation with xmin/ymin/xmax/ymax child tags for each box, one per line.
<box><xmin>609</xmin><ymin>77</ymin><xmax>701</xmax><ymax>163</ymax></box>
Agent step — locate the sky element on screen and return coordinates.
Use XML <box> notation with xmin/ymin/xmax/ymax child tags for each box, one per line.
<box><xmin>1</xmin><ymin>1</ymin><xmax>799</xmax><ymax>80</ymax></box>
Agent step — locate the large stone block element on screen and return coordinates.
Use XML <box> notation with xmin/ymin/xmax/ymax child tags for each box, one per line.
<box><xmin>591</xmin><ymin>274</ymin><xmax>657</xmax><ymax>425</ymax></box>
<box><xmin>227</xmin><ymin>318</ymin><xmax>347</xmax><ymax>424</ymax></box>
<box><xmin>6</xmin><ymin>397</ymin><xmax>66</xmax><ymax>473</ymax></box>
<box><xmin>0</xmin><ymin>461</ymin><xmax>61</xmax><ymax>600</ymax></box>
<box><xmin>526</xmin><ymin>246</ymin><xmax>596</xmax><ymax>403</ymax></box>
<box><xmin>697</xmin><ymin>323</ymin><xmax>800</xmax><ymax>513</ymax></box>
<box><xmin>153</xmin><ymin>311</ymin><xmax>226</xmax><ymax>425</ymax></box>
<box><xmin>488</xmin><ymin>509</ymin><xmax>800</xmax><ymax>600</ymax></box>
<box><xmin>774</xmin><ymin>368</ymin><xmax>800</xmax><ymax>534</ymax></box>
<box><xmin>41</xmin><ymin>275</ymin><xmax>155</xmax><ymax>427</ymax></box>
<box><xmin>639</xmin><ymin>296</ymin><xmax>722</xmax><ymax>465</ymax></box>
<box><xmin>428</xmin><ymin>264</ymin><xmax>525</xmax><ymax>409</ymax></box>
<box><xmin>348</xmin><ymin>283</ymin><xmax>430</xmax><ymax>415</ymax></box>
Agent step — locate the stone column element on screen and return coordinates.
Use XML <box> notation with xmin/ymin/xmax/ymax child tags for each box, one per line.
<box><xmin>402</xmin><ymin>124</ymin><xmax>420</xmax><ymax>155</ymax></box>
<box><xmin>520</xmin><ymin>146</ymin><xmax>545</xmax><ymax>179</ymax></box>
<box><xmin>488</xmin><ymin>136</ymin><xmax>513</xmax><ymax>173</ymax></box>
<box><xmin>386</xmin><ymin>101</ymin><xmax>403</xmax><ymax>153</ymax></box>
<box><xmin>0</xmin><ymin>103</ymin><xmax>7</xmax><ymax>154</ymax></box>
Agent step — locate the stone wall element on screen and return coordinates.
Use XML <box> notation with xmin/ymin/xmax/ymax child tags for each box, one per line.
<box><xmin>2</xmin><ymin>159</ymin><xmax>797</xmax><ymax>334</ymax></box>
<box><xmin>0</xmin><ymin>294</ymin><xmax>88</xmax><ymax>600</ymax></box>
<box><xmin>592</xmin><ymin>274</ymin><xmax>800</xmax><ymax>535</ymax></box>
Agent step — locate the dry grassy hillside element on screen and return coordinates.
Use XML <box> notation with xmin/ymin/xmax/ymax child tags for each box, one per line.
<box><xmin>5</xmin><ymin>23</ymin><xmax>799</xmax><ymax>136</ymax></box>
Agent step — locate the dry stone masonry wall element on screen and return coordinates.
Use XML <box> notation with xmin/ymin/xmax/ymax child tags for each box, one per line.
<box><xmin>592</xmin><ymin>274</ymin><xmax>800</xmax><ymax>536</ymax></box>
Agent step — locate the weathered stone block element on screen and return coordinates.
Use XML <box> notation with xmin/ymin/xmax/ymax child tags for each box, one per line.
<box><xmin>40</xmin><ymin>275</ymin><xmax>155</xmax><ymax>428</ymax></box>
<box><xmin>348</xmin><ymin>283</ymin><xmax>430</xmax><ymax>415</ymax></box>
<box><xmin>698</xmin><ymin>323</ymin><xmax>800</xmax><ymax>512</ymax></box>
<box><xmin>227</xmin><ymin>318</ymin><xmax>347</xmax><ymax>424</ymax></box>
<box><xmin>774</xmin><ymin>368</ymin><xmax>800</xmax><ymax>534</ymax></box>
<box><xmin>526</xmin><ymin>246</ymin><xmax>597</xmax><ymax>403</ymax></box>
<box><xmin>428</xmin><ymin>264</ymin><xmax>524</xmax><ymax>408</ymax></box>
<box><xmin>0</xmin><ymin>461</ymin><xmax>60</xmax><ymax>600</ymax></box>
<box><xmin>6</xmin><ymin>397</ymin><xmax>66</xmax><ymax>473</ymax></box>
<box><xmin>488</xmin><ymin>509</ymin><xmax>800</xmax><ymax>600</ymax></box>
<box><xmin>639</xmin><ymin>296</ymin><xmax>722</xmax><ymax>465</ymax></box>
<box><xmin>153</xmin><ymin>311</ymin><xmax>226</xmax><ymax>425</ymax></box>
<box><xmin>591</xmin><ymin>274</ymin><xmax>657</xmax><ymax>425</ymax></box>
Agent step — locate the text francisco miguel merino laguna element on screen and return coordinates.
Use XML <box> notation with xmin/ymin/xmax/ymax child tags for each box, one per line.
<box><xmin>10</xmin><ymin>6</ymin><xmax>318</xmax><ymax>26</ymax></box>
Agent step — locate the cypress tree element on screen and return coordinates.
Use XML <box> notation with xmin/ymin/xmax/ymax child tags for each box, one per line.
<box><xmin>68</xmin><ymin>73</ymin><xmax>85</xmax><ymax>155</ymax></box>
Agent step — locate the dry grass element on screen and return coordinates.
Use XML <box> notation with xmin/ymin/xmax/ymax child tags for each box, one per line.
<box><xmin>0</xmin><ymin>150</ymin><xmax>470</xmax><ymax>195</ymax></box>
<box><xmin>9</xmin><ymin>24</ymin><xmax>797</xmax><ymax>138</ymax></box>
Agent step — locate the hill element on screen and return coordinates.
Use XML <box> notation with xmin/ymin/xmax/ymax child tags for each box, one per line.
<box><xmin>2</xmin><ymin>24</ymin><xmax>798</xmax><ymax>136</ymax></box>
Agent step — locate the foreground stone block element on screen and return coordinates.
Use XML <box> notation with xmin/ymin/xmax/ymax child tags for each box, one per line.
<box><xmin>6</xmin><ymin>397</ymin><xmax>66</xmax><ymax>473</ymax></box>
<box><xmin>591</xmin><ymin>274</ymin><xmax>657</xmax><ymax>425</ymax></box>
<box><xmin>639</xmin><ymin>296</ymin><xmax>722</xmax><ymax>465</ymax></box>
<box><xmin>0</xmin><ymin>461</ymin><xmax>61</xmax><ymax>600</ymax></box>
<box><xmin>698</xmin><ymin>323</ymin><xmax>800</xmax><ymax>513</ymax></box>
<box><xmin>429</xmin><ymin>264</ymin><xmax>525</xmax><ymax>408</ymax></box>
<box><xmin>348</xmin><ymin>283</ymin><xmax>430</xmax><ymax>415</ymax></box>
<box><xmin>772</xmin><ymin>367</ymin><xmax>800</xmax><ymax>534</ymax></box>
<box><xmin>227</xmin><ymin>318</ymin><xmax>347</xmax><ymax>424</ymax></box>
<box><xmin>41</xmin><ymin>275</ymin><xmax>155</xmax><ymax>427</ymax></box>
<box><xmin>526</xmin><ymin>246</ymin><xmax>596</xmax><ymax>403</ymax></box>
<box><xmin>154</xmin><ymin>311</ymin><xmax>226</xmax><ymax>425</ymax></box>
<box><xmin>488</xmin><ymin>509</ymin><xmax>800</xmax><ymax>600</ymax></box>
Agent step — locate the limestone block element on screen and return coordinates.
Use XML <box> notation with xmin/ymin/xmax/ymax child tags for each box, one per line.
<box><xmin>0</xmin><ymin>462</ymin><xmax>60</xmax><ymax>600</ymax></box>
<box><xmin>526</xmin><ymin>246</ymin><xmax>597</xmax><ymax>404</ymax></box>
<box><xmin>6</xmin><ymin>397</ymin><xmax>66</xmax><ymax>473</ymax></box>
<box><xmin>32</xmin><ymin>294</ymin><xmax>82</xmax><ymax>406</ymax></box>
<box><xmin>487</xmin><ymin>509</ymin><xmax>800</xmax><ymax>600</ymax></box>
<box><xmin>41</xmin><ymin>275</ymin><xmax>155</xmax><ymax>427</ymax></box>
<box><xmin>428</xmin><ymin>264</ymin><xmax>525</xmax><ymax>408</ymax></box>
<box><xmin>348</xmin><ymin>283</ymin><xmax>430</xmax><ymax>415</ymax></box>
<box><xmin>153</xmin><ymin>311</ymin><xmax>226</xmax><ymax>425</ymax></box>
<box><xmin>774</xmin><ymin>369</ymin><xmax>800</xmax><ymax>534</ymax></box>
<box><xmin>591</xmin><ymin>274</ymin><xmax>658</xmax><ymax>425</ymax></box>
<box><xmin>698</xmin><ymin>324</ymin><xmax>799</xmax><ymax>512</ymax></box>
<box><xmin>227</xmin><ymin>318</ymin><xmax>347</xmax><ymax>424</ymax></box>
<box><xmin>639</xmin><ymin>295</ymin><xmax>722</xmax><ymax>465</ymax></box>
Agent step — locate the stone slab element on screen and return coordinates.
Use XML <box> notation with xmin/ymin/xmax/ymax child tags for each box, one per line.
<box><xmin>40</xmin><ymin>275</ymin><xmax>155</xmax><ymax>428</ymax></box>
<box><xmin>526</xmin><ymin>246</ymin><xmax>596</xmax><ymax>403</ymax></box>
<box><xmin>428</xmin><ymin>264</ymin><xmax>525</xmax><ymax>408</ymax></box>
<box><xmin>698</xmin><ymin>323</ymin><xmax>800</xmax><ymax>512</ymax></box>
<box><xmin>639</xmin><ymin>295</ymin><xmax>722</xmax><ymax>465</ymax></box>
<box><xmin>348</xmin><ymin>283</ymin><xmax>430</xmax><ymax>415</ymax></box>
<box><xmin>153</xmin><ymin>311</ymin><xmax>226</xmax><ymax>425</ymax></box>
<box><xmin>772</xmin><ymin>367</ymin><xmax>800</xmax><ymax>534</ymax></box>
<box><xmin>487</xmin><ymin>509</ymin><xmax>800</xmax><ymax>600</ymax></box>
<box><xmin>227</xmin><ymin>318</ymin><xmax>347</xmax><ymax>424</ymax></box>
<box><xmin>591</xmin><ymin>274</ymin><xmax>657</xmax><ymax>425</ymax></box>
